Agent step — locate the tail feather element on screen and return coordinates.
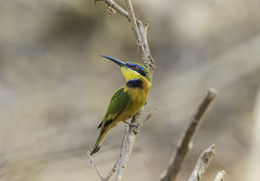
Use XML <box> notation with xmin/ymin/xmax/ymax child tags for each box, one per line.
<box><xmin>90</xmin><ymin>145</ymin><xmax>100</xmax><ymax>155</ymax></box>
<box><xmin>90</xmin><ymin>128</ymin><xmax>110</xmax><ymax>155</ymax></box>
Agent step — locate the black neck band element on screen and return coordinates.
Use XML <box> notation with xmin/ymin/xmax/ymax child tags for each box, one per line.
<box><xmin>127</xmin><ymin>79</ymin><xmax>143</xmax><ymax>88</ymax></box>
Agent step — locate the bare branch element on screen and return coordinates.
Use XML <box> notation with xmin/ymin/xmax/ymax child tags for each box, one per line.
<box><xmin>110</xmin><ymin>108</ymin><xmax>155</xmax><ymax>181</ymax></box>
<box><xmin>214</xmin><ymin>171</ymin><xmax>226</xmax><ymax>181</ymax></box>
<box><xmin>113</xmin><ymin>110</ymin><xmax>142</xmax><ymax>181</ymax></box>
<box><xmin>160</xmin><ymin>89</ymin><xmax>218</xmax><ymax>181</ymax></box>
<box><xmin>95</xmin><ymin>0</ymin><xmax>130</xmax><ymax>20</ymax></box>
<box><xmin>124</xmin><ymin>0</ymin><xmax>155</xmax><ymax>72</ymax></box>
<box><xmin>112</xmin><ymin>106</ymin><xmax>156</xmax><ymax>181</ymax></box>
<box><xmin>88</xmin><ymin>151</ymin><xmax>119</xmax><ymax>181</ymax></box>
<box><xmin>188</xmin><ymin>144</ymin><xmax>215</xmax><ymax>181</ymax></box>
<box><xmin>136</xmin><ymin>20</ymin><xmax>155</xmax><ymax>71</ymax></box>
<box><xmin>142</xmin><ymin>108</ymin><xmax>157</xmax><ymax>124</ymax></box>
<box><xmin>106</xmin><ymin>161</ymin><xmax>119</xmax><ymax>181</ymax></box>
<box><xmin>124</xmin><ymin>0</ymin><xmax>144</xmax><ymax>60</ymax></box>
<box><xmin>87</xmin><ymin>151</ymin><xmax>104</xmax><ymax>180</ymax></box>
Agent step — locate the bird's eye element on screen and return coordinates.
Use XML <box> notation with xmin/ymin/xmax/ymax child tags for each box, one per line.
<box><xmin>135</xmin><ymin>65</ymin><xmax>145</xmax><ymax>76</ymax></box>
<box><xmin>126</xmin><ymin>63</ymin><xmax>146</xmax><ymax>77</ymax></box>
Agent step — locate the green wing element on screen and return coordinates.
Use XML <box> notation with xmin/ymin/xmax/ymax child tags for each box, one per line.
<box><xmin>97</xmin><ymin>87</ymin><xmax>131</xmax><ymax>130</ymax></box>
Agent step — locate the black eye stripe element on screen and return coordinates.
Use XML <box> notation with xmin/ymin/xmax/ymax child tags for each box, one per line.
<box><xmin>137</xmin><ymin>69</ymin><xmax>145</xmax><ymax>76</ymax></box>
<box><xmin>126</xmin><ymin>63</ymin><xmax>146</xmax><ymax>76</ymax></box>
<box><xmin>136</xmin><ymin>66</ymin><xmax>145</xmax><ymax>76</ymax></box>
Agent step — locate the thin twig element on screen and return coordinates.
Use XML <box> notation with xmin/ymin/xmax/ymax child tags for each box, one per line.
<box><xmin>188</xmin><ymin>144</ymin><xmax>216</xmax><ymax>181</ymax></box>
<box><xmin>112</xmin><ymin>93</ymin><xmax>156</xmax><ymax>181</ymax></box>
<box><xmin>87</xmin><ymin>151</ymin><xmax>118</xmax><ymax>181</ymax></box>
<box><xmin>160</xmin><ymin>89</ymin><xmax>218</xmax><ymax>181</ymax></box>
<box><xmin>124</xmin><ymin>0</ymin><xmax>144</xmax><ymax>61</ymax></box>
<box><xmin>124</xmin><ymin>0</ymin><xmax>155</xmax><ymax>71</ymax></box>
<box><xmin>105</xmin><ymin>160</ymin><xmax>119</xmax><ymax>180</ymax></box>
<box><xmin>214</xmin><ymin>171</ymin><xmax>226</xmax><ymax>181</ymax></box>
<box><xmin>95</xmin><ymin>0</ymin><xmax>130</xmax><ymax>20</ymax></box>
<box><xmin>113</xmin><ymin>111</ymin><xmax>142</xmax><ymax>181</ymax></box>
<box><xmin>136</xmin><ymin>20</ymin><xmax>155</xmax><ymax>71</ymax></box>
<box><xmin>87</xmin><ymin>151</ymin><xmax>106</xmax><ymax>181</ymax></box>
<box><xmin>142</xmin><ymin>108</ymin><xmax>157</xmax><ymax>124</ymax></box>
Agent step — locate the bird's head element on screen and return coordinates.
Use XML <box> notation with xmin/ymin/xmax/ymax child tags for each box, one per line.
<box><xmin>100</xmin><ymin>55</ymin><xmax>152</xmax><ymax>82</ymax></box>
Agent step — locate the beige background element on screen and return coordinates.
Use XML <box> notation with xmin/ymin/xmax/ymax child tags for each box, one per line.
<box><xmin>0</xmin><ymin>0</ymin><xmax>260</xmax><ymax>180</ymax></box>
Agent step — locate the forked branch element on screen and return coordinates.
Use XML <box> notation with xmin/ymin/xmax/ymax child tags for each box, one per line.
<box><xmin>87</xmin><ymin>151</ymin><xmax>119</xmax><ymax>181</ymax></box>
<box><xmin>160</xmin><ymin>89</ymin><xmax>217</xmax><ymax>181</ymax></box>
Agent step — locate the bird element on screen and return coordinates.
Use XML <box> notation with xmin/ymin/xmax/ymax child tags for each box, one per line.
<box><xmin>90</xmin><ymin>55</ymin><xmax>152</xmax><ymax>155</ymax></box>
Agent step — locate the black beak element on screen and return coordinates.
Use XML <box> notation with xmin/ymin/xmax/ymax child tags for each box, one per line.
<box><xmin>100</xmin><ymin>55</ymin><xmax>127</xmax><ymax>67</ymax></box>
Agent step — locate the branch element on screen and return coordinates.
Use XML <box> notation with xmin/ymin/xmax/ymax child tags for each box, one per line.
<box><xmin>124</xmin><ymin>0</ymin><xmax>143</xmax><ymax>60</ymax></box>
<box><xmin>142</xmin><ymin>108</ymin><xmax>157</xmax><ymax>125</ymax></box>
<box><xmin>188</xmin><ymin>144</ymin><xmax>216</xmax><ymax>181</ymax></box>
<box><xmin>160</xmin><ymin>89</ymin><xmax>218</xmax><ymax>181</ymax></box>
<box><xmin>125</xmin><ymin>0</ymin><xmax>155</xmax><ymax>71</ymax></box>
<box><xmin>113</xmin><ymin>109</ymin><xmax>155</xmax><ymax>181</ymax></box>
<box><xmin>214</xmin><ymin>171</ymin><xmax>226</xmax><ymax>181</ymax></box>
<box><xmin>113</xmin><ymin>112</ymin><xmax>140</xmax><ymax>181</ymax></box>
<box><xmin>95</xmin><ymin>0</ymin><xmax>130</xmax><ymax>21</ymax></box>
<box><xmin>87</xmin><ymin>151</ymin><xmax>118</xmax><ymax>181</ymax></box>
<box><xmin>136</xmin><ymin>20</ymin><xmax>155</xmax><ymax>70</ymax></box>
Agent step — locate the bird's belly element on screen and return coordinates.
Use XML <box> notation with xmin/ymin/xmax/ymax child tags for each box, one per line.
<box><xmin>118</xmin><ymin>88</ymin><xmax>147</xmax><ymax>122</ymax></box>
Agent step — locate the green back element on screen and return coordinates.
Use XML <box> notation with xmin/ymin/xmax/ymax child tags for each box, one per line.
<box><xmin>100</xmin><ymin>87</ymin><xmax>131</xmax><ymax>129</ymax></box>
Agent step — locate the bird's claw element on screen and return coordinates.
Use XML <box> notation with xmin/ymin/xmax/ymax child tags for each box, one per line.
<box><xmin>125</xmin><ymin>122</ymin><xmax>139</xmax><ymax>128</ymax></box>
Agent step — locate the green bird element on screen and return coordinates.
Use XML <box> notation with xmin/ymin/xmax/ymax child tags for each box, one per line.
<box><xmin>90</xmin><ymin>55</ymin><xmax>152</xmax><ymax>155</ymax></box>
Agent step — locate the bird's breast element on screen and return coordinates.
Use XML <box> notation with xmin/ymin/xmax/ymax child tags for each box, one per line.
<box><xmin>115</xmin><ymin>79</ymin><xmax>151</xmax><ymax>122</ymax></box>
<box><xmin>127</xmin><ymin>88</ymin><xmax>147</xmax><ymax>104</ymax></box>
<box><xmin>123</xmin><ymin>84</ymin><xmax>150</xmax><ymax>117</ymax></box>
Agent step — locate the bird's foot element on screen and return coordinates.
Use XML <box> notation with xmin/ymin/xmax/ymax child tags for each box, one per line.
<box><xmin>125</xmin><ymin>121</ymin><xmax>139</xmax><ymax>128</ymax></box>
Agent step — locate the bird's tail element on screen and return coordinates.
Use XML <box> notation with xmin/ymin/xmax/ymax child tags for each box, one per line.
<box><xmin>90</xmin><ymin>127</ymin><xmax>110</xmax><ymax>155</ymax></box>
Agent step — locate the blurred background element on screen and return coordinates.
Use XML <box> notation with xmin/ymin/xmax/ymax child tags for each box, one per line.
<box><xmin>0</xmin><ymin>0</ymin><xmax>260</xmax><ymax>180</ymax></box>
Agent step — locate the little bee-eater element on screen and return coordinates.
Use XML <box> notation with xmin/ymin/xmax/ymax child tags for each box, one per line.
<box><xmin>90</xmin><ymin>55</ymin><xmax>152</xmax><ymax>155</ymax></box>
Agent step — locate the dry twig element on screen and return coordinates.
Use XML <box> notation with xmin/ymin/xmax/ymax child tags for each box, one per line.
<box><xmin>188</xmin><ymin>144</ymin><xmax>216</xmax><ymax>181</ymax></box>
<box><xmin>124</xmin><ymin>0</ymin><xmax>155</xmax><ymax>71</ymax></box>
<box><xmin>160</xmin><ymin>89</ymin><xmax>217</xmax><ymax>181</ymax></box>
<box><xmin>95</xmin><ymin>0</ymin><xmax>130</xmax><ymax>20</ymax></box>
<box><xmin>113</xmin><ymin>111</ymin><xmax>142</xmax><ymax>181</ymax></box>
<box><xmin>88</xmin><ymin>151</ymin><xmax>119</xmax><ymax>181</ymax></box>
<box><xmin>214</xmin><ymin>171</ymin><xmax>226</xmax><ymax>181</ymax></box>
<box><xmin>112</xmin><ymin>109</ymin><xmax>155</xmax><ymax>181</ymax></box>
<box><xmin>142</xmin><ymin>108</ymin><xmax>157</xmax><ymax>125</ymax></box>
